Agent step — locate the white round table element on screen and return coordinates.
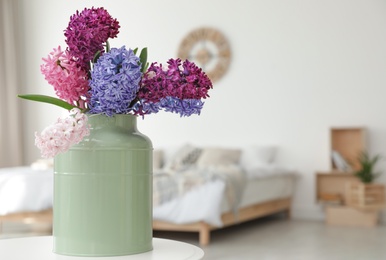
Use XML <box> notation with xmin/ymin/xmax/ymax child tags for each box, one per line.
<box><xmin>0</xmin><ymin>236</ymin><xmax>204</xmax><ymax>260</ymax></box>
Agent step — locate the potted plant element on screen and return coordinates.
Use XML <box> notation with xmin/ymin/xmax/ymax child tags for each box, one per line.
<box><xmin>346</xmin><ymin>151</ymin><xmax>385</xmax><ymax>209</ymax></box>
<box><xmin>354</xmin><ymin>151</ymin><xmax>382</xmax><ymax>183</ymax></box>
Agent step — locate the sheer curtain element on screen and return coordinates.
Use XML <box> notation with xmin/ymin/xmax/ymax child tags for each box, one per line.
<box><xmin>0</xmin><ymin>0</ymin><xmax>24</xmax><ymax>167</ymax></box>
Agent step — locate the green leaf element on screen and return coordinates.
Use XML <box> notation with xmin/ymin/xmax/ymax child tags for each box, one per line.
<box><xmin>92</xmin><ymin>50</ymin><xmax>101</xmax><ymax>64</ymax></box>
<box><xmin>144</xmin><ymin>62</ymin><xmax>149</xmax><ymax>72</ymax></box>
<box><xmin>105</xmin><ymin>40</ymin><xmax>110</xmax><ymax>53</ymax></box>
<box><xmin>18</xmin><ymin>94</ymin><xmax>76</xmax><ymax>110</ymax></box>
<box><xmin>139</xmin><ymin>47</ymin><xmax>148</xmax><ymax>73</ymax></box>
<box><xmin>133</xmin><ymin>47</ymin><xmax>138</xmax><ymax>55</ymax></box>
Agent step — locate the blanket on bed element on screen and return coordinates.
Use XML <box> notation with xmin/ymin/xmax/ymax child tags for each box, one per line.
<box><xmin>153</xmin><ymin>164</ymin><xmax>246</xmax><ymax>214</ymax></box>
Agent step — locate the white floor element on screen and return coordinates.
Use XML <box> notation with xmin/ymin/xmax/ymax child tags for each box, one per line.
<box><xmin>1</xmin><ymin>216</ymin><xmax>386</xmax><ymax>260</ymax></box>
<box><xmin>154</xmin><ymin>216</ymin><xmax>386</xmax><ymax>260</ymax></box>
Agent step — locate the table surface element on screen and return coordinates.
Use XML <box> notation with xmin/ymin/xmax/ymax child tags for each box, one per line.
<box><xmin>0</xmin><ymin>236</ymin><xmax>204</xmax><ymax>260</ymax></box>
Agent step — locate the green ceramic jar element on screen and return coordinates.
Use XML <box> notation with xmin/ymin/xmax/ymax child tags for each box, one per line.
<box><xmin>53</xmin><ymin>114</ymin><xmax>153</xmax><ymax>256</ymax></box>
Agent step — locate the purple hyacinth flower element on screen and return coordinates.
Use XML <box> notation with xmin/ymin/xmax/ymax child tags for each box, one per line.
<box><xmin>88</xmin><ymin>46</ymin><xmax>142</xmax><ymax>116</ymax></box>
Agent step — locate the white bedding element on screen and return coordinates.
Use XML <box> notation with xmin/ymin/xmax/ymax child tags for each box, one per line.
<box><xmin>153</xmin><ymin>179</ymin><xmax>226</xmax><ymax>226</ymax></box>
<box><xmin>0</xmin><ymin>167</ymin><xmax>53</xmax><ymax>216</ymax></box>
<box><xmin>151</xmin><ymin>144</ymin><xmax>297</xmax><ymax>226</ymax></box>
<box><xmin>153</xmin><ymin>173</ymin><xmax>297</xmax><ymax>227</ymax></box>
<box><xmin>0</xmin><ymin>165</ymin><xmax>296</xmax><ymax>227</ymax></box>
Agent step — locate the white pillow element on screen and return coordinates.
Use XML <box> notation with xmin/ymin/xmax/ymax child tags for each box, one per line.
<box><xmin>196</xmin><ymin>147</ymin><xmax>241</xmax><ymax>167</ymax></box>
<box><xmin>240</xmin><ymin>145</ymin><xmax>277</xmax><ymax>172</ymax></box>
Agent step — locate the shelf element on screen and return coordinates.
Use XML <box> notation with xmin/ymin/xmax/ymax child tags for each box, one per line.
<box><xmin>330</xmin><ymin>127</ymin><xmax>366</xmax><ymax>171</ymax></box>
<box><xmin>316</xmin><ymin>172</ymin><xmax>360</xmax><ymax>204</ymax></box>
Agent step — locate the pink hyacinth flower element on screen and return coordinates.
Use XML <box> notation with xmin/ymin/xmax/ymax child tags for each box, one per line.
<box><xmin>40</xmin><ymin>46</ymin><xmax>89</xmax><ymax>106</ymax></box>
<box><xmin>35</xmin><ymin>108</ymin><xmax>90</xmax><ymax>158</ymax></box>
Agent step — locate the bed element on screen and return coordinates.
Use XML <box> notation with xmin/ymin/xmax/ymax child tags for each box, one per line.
<box><xmin>0</xmin><ymin>164</ymin><xmax>53</xmax><ymax>230</ymax></box>
<box><xmin>0</xmin><ymin>144</ymin><xmax>297</xmax><ymax>245</ymax></box>
<box><xmin>153</xmin><ymin>173</ymin><xmax>296</xmax><ymax>246</ymax></box>
<box><xmin>152</xmin><ymin>144</ymin><xmax>297</xmax><ymax>245</ymax></box>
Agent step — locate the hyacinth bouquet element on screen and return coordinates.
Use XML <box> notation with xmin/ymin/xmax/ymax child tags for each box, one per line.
<box><xmin>19</xmin><ymin>7</ymin><xmax>213</xmax><ymax>159</ymax></box>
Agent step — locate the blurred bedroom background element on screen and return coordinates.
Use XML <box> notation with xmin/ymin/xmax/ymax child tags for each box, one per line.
<box><xmin>1</xmin><ymin>0</ymin><xmax>386</xmax><ymax>259</ymax></box>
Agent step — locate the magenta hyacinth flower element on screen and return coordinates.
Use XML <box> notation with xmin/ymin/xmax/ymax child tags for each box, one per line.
<box><xmin>65</xmin><ymin>7</ymin><xmax>120</xmax><ymax>71</ymax></box>
<box><xmin>140</xmin><ymin>58</ymin><xmax>212</xmax><ymax>102</ymax></box>
<box><xmin>137</xmin><ymin>58</ymin><xmax>212</xmax><ymax>116</ymax></box>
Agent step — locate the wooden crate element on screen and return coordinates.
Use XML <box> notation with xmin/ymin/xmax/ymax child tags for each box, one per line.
<box><xmin>316</xmin><ymin>172</ymin><xmax>360</xmax><ymax>205</ymax></box>
<box><xmin>326</xmin><ymin>206</ymin><xmax>379</xmax><ymax>227</ymax></box>
<box><xmin>346</xmin><ymin>183</ymin><xmax>385</xmax><ymax>210</ymax></box>
<box><xmin>330</xmin><ymin>127</ymin><xmax>366</xmax><ymax>171</ymax></box>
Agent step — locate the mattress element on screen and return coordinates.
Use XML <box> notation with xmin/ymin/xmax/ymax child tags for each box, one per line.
<box><xmin>153</xmin><ymin>173</ymin><xmax>297</xmax><ymax>227</ymax></box>
<box><xmin>222</xmin><ymin>174</ymin><xmax>296</xmax><ymax>212</ymax></box>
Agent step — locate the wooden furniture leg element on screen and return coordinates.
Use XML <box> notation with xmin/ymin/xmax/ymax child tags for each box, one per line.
<box><xmin>284</xmin><ymin>207</ymin><xmax>291</xmax><ymax>219</ymax></box>
<box><xmin>199</xmin><ymin>222</ymin><xmax>211</xmax><ymax>246</ymax></box>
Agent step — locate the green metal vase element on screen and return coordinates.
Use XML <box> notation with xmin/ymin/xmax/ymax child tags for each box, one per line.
<box><xmin>53</xmin><ymin>114</ymin><xmax>153</xmax><ymax>256</ymax></box>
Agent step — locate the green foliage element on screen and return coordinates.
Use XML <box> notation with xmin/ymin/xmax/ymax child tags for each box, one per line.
<box><xmin>18</xmin><ymin>94</ymin><xmax>76</xmax><ymax>110</ymax></box>
<box><xmin>139</xmin><ymin>47</ymin><xmax>149</xmax><ymax>73</ymax></box>
<box><xmin>133</xmin><ymin>47</ymin><xmax>149</xmax><ymax>73</ymax></box>
<box><xmin>354</xmin><ymin>151</ymin><xmax>382</xmax><ymax>183</ymax></box>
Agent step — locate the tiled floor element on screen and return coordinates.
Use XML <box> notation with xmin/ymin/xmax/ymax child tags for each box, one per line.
<box><xmin>1</xmin><ymin>216</ymin><xmax>386</xmax><ymax>259</ymax></box>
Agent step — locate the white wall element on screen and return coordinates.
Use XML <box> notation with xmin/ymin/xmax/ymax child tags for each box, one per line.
<box><xmin>19</xmin><ymin>0</ymin><xmax>386</xmax><ymax>221</ymax></box>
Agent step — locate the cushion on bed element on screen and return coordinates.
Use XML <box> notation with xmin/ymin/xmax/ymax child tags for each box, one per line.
<box><xmin>196</xmin><ymin>147</ymin><xmax>241</xmax><ymax>167</ymax></box>
<box><xmin>240</xmin><ymin>145</ymin><xmax>277</xmax><ymax>172</ymax></box>
<box><xmin>162</xmin><ymin>144</ymin><xmax>202</xmax><ymax>171</ymax></box>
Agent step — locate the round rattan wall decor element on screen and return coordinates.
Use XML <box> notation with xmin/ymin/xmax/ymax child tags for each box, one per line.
<box><xmin>177</xmin><ymin>27</ymin><xmax>231</xmax><ymax>83</ymax></box>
